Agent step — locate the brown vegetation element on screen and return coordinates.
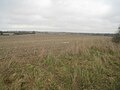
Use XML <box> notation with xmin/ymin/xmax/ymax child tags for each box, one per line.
<box><xmin>0</xmin><ymin>34</ymin><xmax>120</xmax><ymax>90</ymax></box>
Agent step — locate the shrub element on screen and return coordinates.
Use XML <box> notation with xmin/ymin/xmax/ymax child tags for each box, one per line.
<box><xmin>112</xmin><ymin>27</ymin><xmax>120</xmax><ymax>43</ymax></box>
<box><xmin>0</xmin><ymin>31</ymin><xmax>3</xmax><ymax>35</ymax></box>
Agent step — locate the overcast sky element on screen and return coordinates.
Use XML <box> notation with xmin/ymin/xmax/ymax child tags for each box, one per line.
<box><xmin>0</xmin><ymin>0</ymin><xmax>120</xmax><ymax>33</ymax></box>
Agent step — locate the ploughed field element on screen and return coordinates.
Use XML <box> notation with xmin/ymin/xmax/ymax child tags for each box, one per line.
<box><xmin>0</xmin><ymin>34</ymin><xmax>120</xmax><ymax>90</ymax></box>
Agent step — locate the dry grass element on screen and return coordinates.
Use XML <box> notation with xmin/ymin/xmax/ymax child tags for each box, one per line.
<box><xmin>0</xmin><ymin>34</ymin><xmax>120</xmax><ymax>90</ymax></box>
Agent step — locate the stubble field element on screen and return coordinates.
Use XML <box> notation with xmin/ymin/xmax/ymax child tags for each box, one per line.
<box><xmin>0</xmin><ymin>34</ymin><xmax>120</xmax><ymax>90</ymax></box>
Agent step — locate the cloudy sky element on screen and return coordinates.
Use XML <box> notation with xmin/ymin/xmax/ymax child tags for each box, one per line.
<box><xmin>0</xmin><ymin>0</ymin><xmax>120</xmax><ymax>33</ymax></box>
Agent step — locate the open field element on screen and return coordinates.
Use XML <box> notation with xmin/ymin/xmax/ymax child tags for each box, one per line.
<box><xmin>0</xmin><ymin>34</ymin><xmax>120</xmax><ymax>90</ymax></box>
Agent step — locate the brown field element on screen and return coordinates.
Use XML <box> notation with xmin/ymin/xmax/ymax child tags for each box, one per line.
<box><xmin>0</xmin><ymin>34</ymin><xmax>120</xmax><ymax>90</ymax></box>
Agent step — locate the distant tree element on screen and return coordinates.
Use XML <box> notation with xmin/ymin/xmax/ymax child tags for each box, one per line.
<box><xmin>0</xmin><ymin>31</ymin><xmax>3</xmax><ymax>35</ymax></box>
<box><xmin>32</xmin><ymin>31</ymin><xmax>35</xmax><ymax>34</ymax></box>
<box><xmin>112</xmin><ymin>26</ymin><xmax>120</xmax><ymax>43</ymax></box>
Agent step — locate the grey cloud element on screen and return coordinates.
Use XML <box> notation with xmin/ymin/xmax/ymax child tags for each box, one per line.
<box><xmin>0</xmin><ymin>0</ymin><xmax>120</xmax><ymax>33</ymax></box>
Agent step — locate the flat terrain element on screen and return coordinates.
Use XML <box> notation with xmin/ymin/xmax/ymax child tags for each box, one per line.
<box><xmin>0</xmin><ymin>34</ymin><xmax>120</xmax><ymax>90</ymax></box>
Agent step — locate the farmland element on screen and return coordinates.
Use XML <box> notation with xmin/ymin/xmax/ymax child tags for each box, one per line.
<box><xmin>0</xmin><ymin>34</ymin><xmax>120</xmax><ymax>90</ymax></box>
